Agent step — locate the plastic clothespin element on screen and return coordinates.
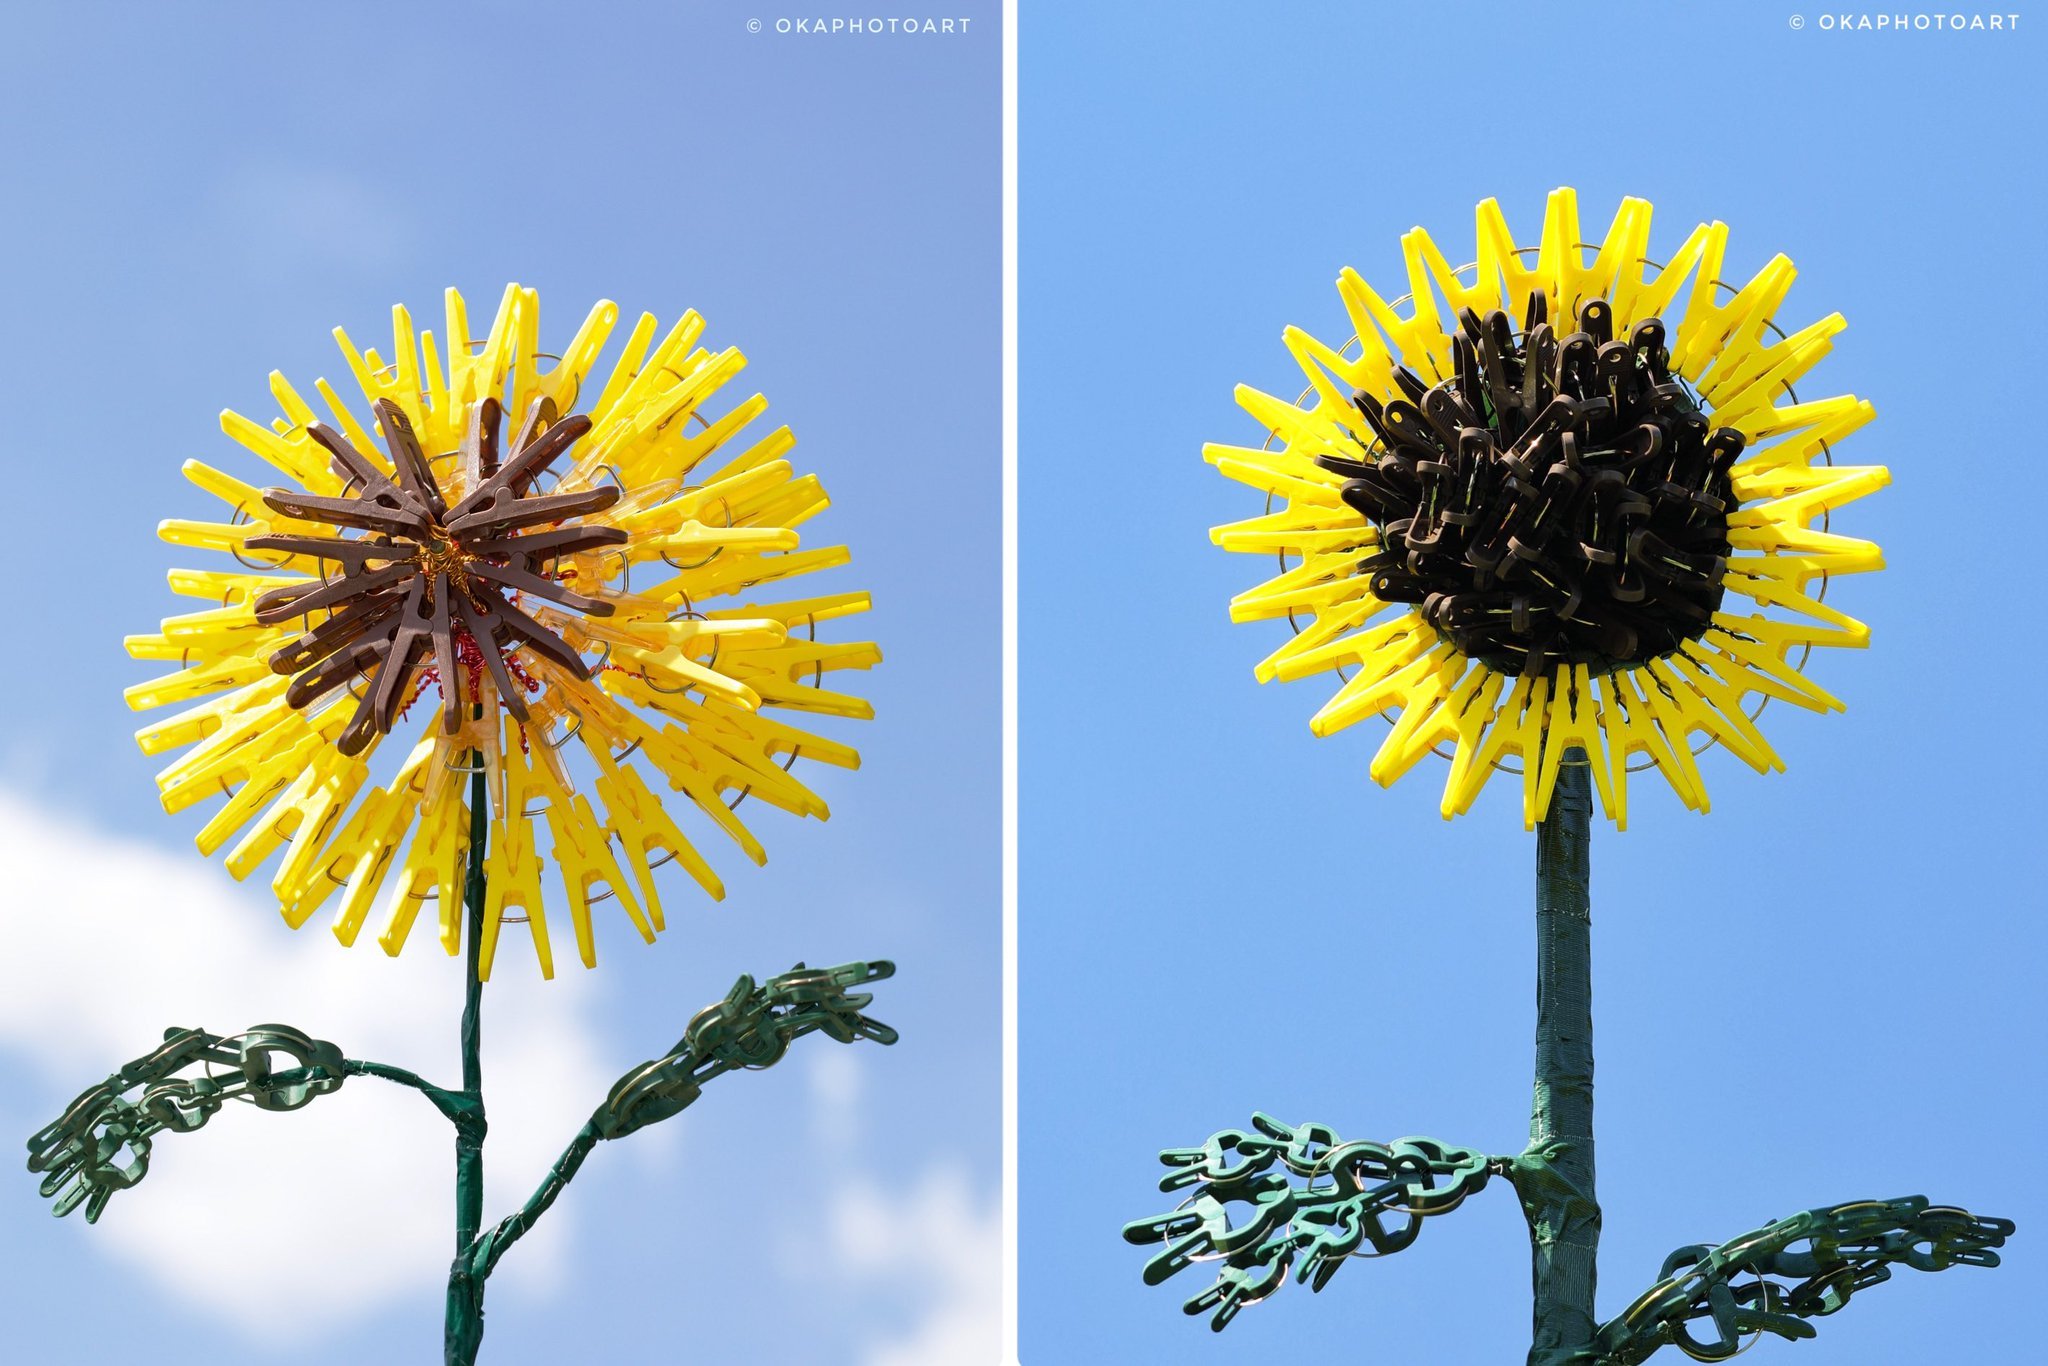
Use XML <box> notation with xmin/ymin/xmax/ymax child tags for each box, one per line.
<box><xmin>527</xmin><ymin>737</ymin><xmax>654</xmax><ymax>970</ymax></box>
<box><xmin>1646</xmin><ymin>655</ymin><xmax>1781</xmax><ymax>775</ymax></box>
<box><xmin>592</xmin><ymin>759</ymin><xmax>720</xmax><ymax>935</ymax></box>
<box><xmin>255</xmin><ymin>742</ymin><xmax>369</xmax><ymax>912</ymax></box>
<box><xmin>377</xmin><ymin>776</ymin><xmax>470</xmax><ymax>958</ymax></box>
<box><xmin>327</xmin><ymin>739</ymin><xmax>435</xmax><ymax>943</ymax></box>
<box><xmin>1157</xmin><ymin>1128</ymin><xmax>1280</xmax><ymax>1194</ymax></box>
<box><xmin>1686</xmin><ymin>633</ymin><xmax>1839</xmax><ymax>716</ymax></box>
<box><xmin>608</xmin><ymin>621</ymin><xmax>771</xmax><ymax>710</ymax></box>
<box><xmin>1595</xmin><ymin>670</ymin><xmax>1704</xmax><ymax>828</ymax></box>
<box><xmin>193</xmin><ymin>732</ymin><xmax>323</xmax><ymax>857</ymax></box>
<box><xmin>1534</xmin><ymin>664</ymin><xmax>1614</xmax><ymax>822</ymax></box>
<box><xmin>1447</xmin><ymin>670</ymin><xmax>1548</xmax><ymax>825</ymax></box>
<box><xmin>1306</xmin><ymin>625</ymin><xmax>1434</xmax><ymax>737</ymax></box>
<box><xmin>227</xmin><ymin>739</ymin><xmax>367</xmax><ymax>886</ymax></box>
<box><xmin>479</xmin><ymin>720</ymin><xmax>553</xmax><ymax>980</ymax></box>
<box><xmin>1375</xmin><ymin>660</ymin><xmax>1492</xmax><ymax>791</ymax></box>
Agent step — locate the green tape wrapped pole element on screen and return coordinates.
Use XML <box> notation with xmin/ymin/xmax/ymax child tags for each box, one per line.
<box><xmin>1521</xmin><ymin>750</ymin><xmax>1600</xmax><ymax>1365</ymax></box>
<box><xmin>447</xmin><ymin>765</ymin><xmax>491</xmax><ymax>1366</ymax></box>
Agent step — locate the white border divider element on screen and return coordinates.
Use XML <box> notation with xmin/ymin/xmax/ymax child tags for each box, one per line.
<box><xmin>1000</xmin><ymin>0</ymin><xmax>1020</xmax><ymax>1361</ymax></box>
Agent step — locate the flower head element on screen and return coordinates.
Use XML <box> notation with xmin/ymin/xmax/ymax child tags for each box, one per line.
<box><xmin>1209</xmin><ymin>189</ymin><xmax>1884</xmax><ymax>827</ymax></box>
<box><xmin>127</xmin><ymin>286</ymin><xmax>878</xmax><ymax>976</ymax></box>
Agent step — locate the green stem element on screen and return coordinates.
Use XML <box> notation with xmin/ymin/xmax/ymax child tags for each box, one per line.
<box><xmin>446</xmin><ymin>766</ymin><xmax>491</xmax><ymax>1366</ymax></box>
<box><xmin>472</xmin><ymin>1121</ymin><xmax>603</xmax><ymax>1281</ymax></box>
<box><xmin>342</xmin><ymin>1059</ymin><xmax>474</xmax><ymax>1127</ymax></box>
<box><xmin>1520</xmin><ymin>752</ymin><xmax>1601</xmax><ymax>1366</ymax></box>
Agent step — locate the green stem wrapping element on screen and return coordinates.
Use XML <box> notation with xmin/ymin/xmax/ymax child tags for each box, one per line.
<box><xmin>342</xmin><ymin>1059</ymin><xmax>473</xmax><ymax>1126</ymax></box>
<box><xmin>1520</xmin><ymin>752</ymin><xmax>1601</xmax><ymax>1366</ymax></box>
<box><xmin>445</xmin><ymin>767</ymin><xmax>491</xmax><ymax>1366</ymax></box>
<box><xmin>473</xmin><ymin>1121</ymin><xmax>603</xmax><ymax>1281</ymax></box>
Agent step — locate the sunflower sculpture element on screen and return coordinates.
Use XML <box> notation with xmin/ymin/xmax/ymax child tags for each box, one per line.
<box><xmin>1124</xmin><ymin>192</ymin><xmax>2013</xmax><ymax>1363</ymax></box>
<box><xmin>123</xmin><ymin>285</ymin><xmax>877</xmax><ymax>975</ymax></box>
<box><xmin>28</xmin><ymin>287</ymin><xmax>899</xmax><ymax>1366</ymax></box>
<box><xmin>1205</xmin><ymin>189</ymin><xmax>1884</xmax><ymax>827</ymax></box>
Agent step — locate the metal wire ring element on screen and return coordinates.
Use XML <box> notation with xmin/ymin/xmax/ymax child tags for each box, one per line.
<box><xmin>1721</xmin><ymin>1264</ymin><xmax>1772</xmax><ymax>1358</ymax></box>
<box><xmin>638</xmin><ymin>668</ymin><xmax>695</xmax><ymax>696</ymax></box>
<box><xmin>1293</xmin><ymin>1141</ymin><xmax>1426</xmax><ymax>1262</ymax></box>
<box><xmin>1163</xmin><ymin>1191</ymin><xmax>1232</xmax><ymax>1265</ymax></box>
<box><xmin>368</xmin><ymin>344</ymin><xmax>577</xmax><ymax>413</ymax></box>
<box><xmin>225</xmin><ymin>503</ymin><xmax>292</xmax><ymax>572</ymax></box>
<box><xmin>594</xmin><ymin>546</ymin><xmax>634</xmax><ymax>596</ymax></box>
<box><xmin>586</xmin><ymin>844</ymin><xmax>679</xmax><ymax>905</ymax></box>
<box><xmin>196</xmin><ymin>1030</ymin><xmax>281</xmax><ymax>1105</ymax></box>
<box><xmin>634</xmin><ymin>600</ymin><xmax>723</xmax><ymax>696</ymax></box>
<box><xmin>539</xmin><ymin>711</ymin><xmax>586</xmax><ymax>750</ymax></box>
<box><xmin>367</xmin><ymin>335</ymin><xmax>510</xmax><ymax>379</ymax></box>
<box><xmin>661</xmin><ymin>494</ymin><xmax>735</xmax><ymax>572</ymax></box>
<box><xmin>649</xmin><ymin>375</ymin><xmax>719</xmax><ymax>436</ymax></box>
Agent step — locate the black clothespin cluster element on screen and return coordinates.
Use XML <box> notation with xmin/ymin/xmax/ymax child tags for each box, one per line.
<box><xmin>1322</xmin><ymin>291</ymin><xmax>1742</xmax><ymax>676</ymax></box>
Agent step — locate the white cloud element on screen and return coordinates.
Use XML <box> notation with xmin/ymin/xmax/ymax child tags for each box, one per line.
<box><xmin>827</xmin><ymin>1165</ymin><xmax>1003</xmax><ymax>1366</ymax></box>
<box><xmin>808</xmin><ymin>1044</ymin><xmax>867</xmax><ymax>1141</ymax></box>
<box><xmin>789</xmin><ymin>1013</ymin><xmax>1001</xmax><ymax>1364</ymax></box>
<box><xmin>0</xmin><ymin>789</ymin><xmax>614</xmax><ymax>1344</ymax></box>
<box><xmin>0</xmin><ymin>790</ymin><xmax>1004</xmax><ymax>1361</ymax></box>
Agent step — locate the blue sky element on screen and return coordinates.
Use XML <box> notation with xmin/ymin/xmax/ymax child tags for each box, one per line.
<box><xmin>1022</xmin><ymin>3</ymin><xmax>2043</xmax><ymax>1363</ymax></box>
<box><xmin>0</xmin><ymin>4</ymin><xmax>999</xmax><ymax>1364</ymax></box>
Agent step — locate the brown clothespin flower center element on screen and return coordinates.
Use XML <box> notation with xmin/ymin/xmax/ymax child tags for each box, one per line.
<box><xmin>244</xmin><ymin>396</ymin><xmax>628</xmax><ymax>756</ymax></box>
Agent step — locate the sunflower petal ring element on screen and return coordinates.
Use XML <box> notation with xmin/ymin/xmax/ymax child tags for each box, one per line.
<box><xmin>1207</xmin><ymin>188</ymin><xmax>1887</xmax><ymax>828</ymax></box>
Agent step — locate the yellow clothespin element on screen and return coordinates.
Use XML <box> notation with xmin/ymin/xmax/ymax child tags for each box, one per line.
<box><xmin>1535</xmin><ymin>665</ymin><xmax>1614</xmax><ymax>824</ymax></box>
<box><xmin>378</xmin><ymin>771</ymin><xmax>471</xmax><ymax>958</ymax></box>
<box><xmin>1436</xmin><ymin>669</ymin><xmax>1510</xmax><ymax>818</ymax></box>
<box><xmin>1597</xmin><ymin>670</ymin><xmax>1705</xmax><ymax>827</ymax></box>
<box><xmin>526</xmin><ymin>739</ymin><xmax>654</xmax><ymax>969</ymax></box>
<box><xmin>591</xmin><ymin>752</ymin><xmax>723</xmax><ymax>931</ymax></box>
<box><xmin>1369</xmin><ymin>651</ymin><xmax>1471</xmax><ymax>788</ymax></box>
<box><xmin>330</xmin><ymin>745</ymin><xmax>434</xmax><ymax>945</ymax></box>
<box><xmin>478</xmin><ymin>719</ymin><xmax>552</xmax><ymax>980</ymax></box>
<box><xmin>1452</xmin><ymin>672</ymin><xmax>1549</xmax><ymax>826</ymax></box>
